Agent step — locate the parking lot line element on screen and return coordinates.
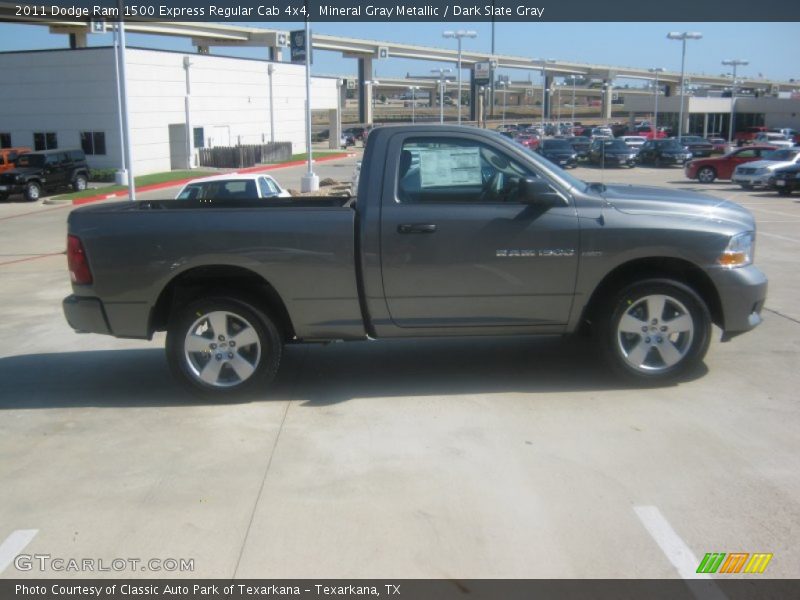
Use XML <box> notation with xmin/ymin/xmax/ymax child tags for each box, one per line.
<box><xmin>633</xmin><ymin>506</ymin><xmax>709</xmax><ymax>580</ymax></box>
<box><xmin>757</xmin><ymin>231</ymin><xmax>800</xmax><ymax>244</ymax></box>
<box><xmin>0</xmin><ymin>252</ymin><xmax>63</xmax><ymax>267</ymax></box>
<box><xmin>0</xmin><ymin>529</ymin><xmax>38</xmax><ymax>574</ymax></box>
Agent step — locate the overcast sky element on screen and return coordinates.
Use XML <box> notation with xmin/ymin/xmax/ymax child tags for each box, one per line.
<box><xmin>1</xmin><ymin>21</ymin><xmax>798</xmax><ymax>84</ymax></box>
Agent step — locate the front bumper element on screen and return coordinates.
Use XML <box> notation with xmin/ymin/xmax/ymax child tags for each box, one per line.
<box><xmin>63</xmin><ymin>295</ymin><xmax>111</xmax><ymax>335</ymax></box>
<box><xmin>732</xmin><ymin>173</ymin><xmax>770</xmax><ymax>187</ymax></box>
<box><xmin>708</xmin><ymin>265</ymin><xmax>768</xmax><ymax>340</ymax></box>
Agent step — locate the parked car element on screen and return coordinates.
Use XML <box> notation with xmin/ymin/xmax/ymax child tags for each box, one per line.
<box><xmin>735</xmin><ymin>126</ymin><xmax>768</xmax><ymax>146</ymax></box>
<box><xmin>752</xmin><ymin>132</ymin><xmax>794</xmax><ymax>149</ymax></box>
<box><xmin>0</xmin><ymin>147</ymin><xmax>31</xmax><ymax>176</ymax></box>
<box><xmin>0</xmin><ymin>148</ymin><xmax>89</xmax><ymax>201</ymax></box>
<box><xmin>768</xmin><ymin>163</ymin><xmax>800</xmax><ymax>196</ymax></box>
<box><xmin>175</xmin><ymin>173</ymin><xmax>291</xmax><ymax>200</ymax></box>
<box><xmin>515</xmin><ymin>134</ymin><xmax>540</xmax><ymax>150</ymax></box>
<box><xmin>684</xmin><ymin>145</ymin><xmax>778</xmax><ymax>183</ymax></box>
<box><xmin>630</xmin><ymin>126</ymin><xmax>667</xmax><ymax>140</ymax></box>
<box><xmin>620</xmin><ymin>136</ymin><xmax>647</xmax><ymax>150</ymax></box>
<box><xmin>343</xmin><ymin>127</ymin><xmax>368</xmax><ymax>143</ymax></box>
<box><xmin>63</xmin><ymin>124</ymin><xmax>767</xmax><ymax>396</ymax></box>
<box><xmin>708</xmin><ymin>137</ymin><xmax>729</xmax><ymax>154</ymax></box>
<box><xmin>536</xmin><ymin>139</ymin><xmax>578</xmax><ymax>168</ymax></box>
<box><xmin>636</xmin><ymin>139</ymin><xmax>693</xmax><ymax>167</ymax></box>
<box><xmin>732</xmin><ymin>148</ymin><xmax>800</xmax><ymax>189</ymax></box>
<box><xmin>590</xmin><ymin>127</ymin><xmax>613</xmax><ymax>140</ymax></box>
<box><xmin>566</xmin><ymin>136</ymin><xmax>592</xmax><ymax>160</ymax></box>
<box><xmin>589</xmin><ymin>139</ymin><xmax>638</xmax><ymax>167</ymax></box>
<box><xmin>675</xmin><ymin>136</ymin><xmax>714</xmax><ymax>158</ymax></box>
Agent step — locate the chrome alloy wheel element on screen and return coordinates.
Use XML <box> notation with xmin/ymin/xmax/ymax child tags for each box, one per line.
<box><xmin>183</xmin><ymin>310</ymin><xmax>262</xmax><ymax>388</ymax></box>
<box><xmin>616</xmin><ymin>294</ymin><xmax>694</xmax><ymax>373</ymax></box>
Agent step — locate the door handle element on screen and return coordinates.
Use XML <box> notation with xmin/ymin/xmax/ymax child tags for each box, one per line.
<box><xmin>398</xmin><ymin>223</ymin><xmax>437</xmax><ymax>234</ymax></box>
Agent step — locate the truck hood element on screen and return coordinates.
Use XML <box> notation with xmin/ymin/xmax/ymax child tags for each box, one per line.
<box><xmin>601</xmin><ymin>183</ymin><xmax>754</xmax><ymax>229</ymax></box>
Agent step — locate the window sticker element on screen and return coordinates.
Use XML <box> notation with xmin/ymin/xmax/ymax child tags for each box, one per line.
<box><xmin>419</xmin><ymin>147</ymin><xmax>482</xmax><ymax>188</ymax></box>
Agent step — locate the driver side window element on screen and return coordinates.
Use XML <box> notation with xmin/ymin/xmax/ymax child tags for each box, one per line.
<box><xmin>397</xmin><ymin>137</ymin><xmax>535</xmax><ymax>204</ymax></box>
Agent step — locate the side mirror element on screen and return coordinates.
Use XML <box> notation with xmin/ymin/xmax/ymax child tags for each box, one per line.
<box><xmin>518</xmin><ymin>177</ymin><xmax>565</xmax><ymax>206</ymax></box>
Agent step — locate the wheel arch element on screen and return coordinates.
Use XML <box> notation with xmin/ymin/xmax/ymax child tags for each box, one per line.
<box><xmin>580</xmin><ymin>257</ymin><xmax>723</xmax><ymax>331</ymax></box>
<box><xmin>149</xmin><ymin>265</ymin><xmax>296</xmax><ymax>341</ymax></box>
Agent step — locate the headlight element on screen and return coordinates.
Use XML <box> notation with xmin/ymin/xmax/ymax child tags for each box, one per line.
<box><xmin>718</xmin><ymin>231</ymin><xmax>754</xmax><ymax>268</ymax></box>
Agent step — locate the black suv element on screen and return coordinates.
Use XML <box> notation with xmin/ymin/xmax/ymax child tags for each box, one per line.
<box><xmin>637</xmin><ymin>139</ymin><xmax>693</xmax><ymax>167</ymax></box>
<box><xmin>0</xmin><ymin>149</ymin><xmax>90</xmax><ymax>201</ymax></box>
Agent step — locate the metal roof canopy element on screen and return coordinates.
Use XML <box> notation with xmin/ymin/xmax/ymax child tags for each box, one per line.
<box><xmin>0</xmin><ymin>11</ymin><xmax>794</xmax><ymax>92</ymax></box>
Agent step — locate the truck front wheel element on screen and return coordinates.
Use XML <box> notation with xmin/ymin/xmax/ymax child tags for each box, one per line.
<box><xmin>599</xmin><ymin>279</ymin><xmax>711</xmax><ymax>382</ymax></box>
<box><xmin>166</xmin><ymin>295</ymin><xmax>282</xmax><ymax>398</ymax></box>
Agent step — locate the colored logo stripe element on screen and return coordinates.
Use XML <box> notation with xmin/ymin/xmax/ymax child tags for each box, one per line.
<box><xmin>719</xmin><ymin>553</ymin><xmax>749</xmax><ymax>573</ymax></box>
<box><xmin>697</xmin><ymin>553</ymin><xmax>726</xmax><ymax>574</ymax></box>
<box><xmin>744</xmin><ymin>553</ymin><xmax>773</xmax><ymax>574</ymax></box>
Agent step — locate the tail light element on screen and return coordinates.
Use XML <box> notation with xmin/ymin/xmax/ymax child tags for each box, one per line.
<box><xmin>67</xmin><ymin>234</ymin><xmax>93</xmax><ymax>285</ymax></box>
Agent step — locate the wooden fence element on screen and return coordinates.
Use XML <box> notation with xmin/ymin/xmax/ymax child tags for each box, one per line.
<box><xmin>197</xmin><ymin>142</ymin><xmax>292</xmax><ymax>169</ymax></box>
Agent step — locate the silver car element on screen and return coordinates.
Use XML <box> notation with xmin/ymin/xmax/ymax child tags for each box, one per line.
<box><xmin>732</xmin><ymin>148</ymin><xmax>800</xmax><ymax>189</ymax></box>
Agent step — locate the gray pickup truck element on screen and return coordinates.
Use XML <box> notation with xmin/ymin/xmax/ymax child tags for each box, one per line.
<box><xmin>63</xmin><ymin>125</ymin><xmax>767</xmax><ymax>396</ymax></box>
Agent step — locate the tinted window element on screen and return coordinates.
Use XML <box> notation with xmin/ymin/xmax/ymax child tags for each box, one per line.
<box><xmin>734</xmin><ymin>149</ymin><xmax>757</xmax><ymax>158</ymax></box>
<box><xmin>764</xmin><ymin>149</ymin><xmax>799</xmax><ymax>161</ymax></box>
<box><xmin>542</xmin><ymin>140</ymin><xmax>574</xmax><ymax>151</ymax></box>
<box><xmin>16</xmin><ymin>154</ymin><xmax>45</xmax><ymax>168</ymax></box>
<box><xmin>80</xmin><ymin>132</ymin><xmax>105</xmax><ymax>156</ymax></box>
<box><xmin>193</xmin><ymin>127</ymin><xmax>205</xmax><ymax>149</ymax></box>
<box><xmin>0</xmin><ymin>133</ymin><xmax>10</xmax><ymax>148</ymax></box>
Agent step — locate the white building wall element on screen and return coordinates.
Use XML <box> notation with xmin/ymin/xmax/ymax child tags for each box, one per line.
<box><xmin>0</xmin><ymin>47</ymin><xmax>339</xmax><ymax>175</ymax></box>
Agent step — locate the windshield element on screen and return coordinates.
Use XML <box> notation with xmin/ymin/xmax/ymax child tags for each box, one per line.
<box><xmin>177</xmin><ymin>179</ymin><xmax>259</xmax><ymax>200</ymax></box>
<box><xmin>763</xmin><ymin>149</ymin><xmax>799</xmax><ymax>161</ymax></box>
<box><xmin>518</xmin><ymin>146</ymin><xmax>587</xmax><ymax>193</ymax></box>
<box><xmin>542</xmin><ymin>140</ymin><xmax>574</xmax><ymax>151</ymax></box>
<box><xmin>659</xmin><ymin>141</ymin><xmax>685</xmax><ymax>151</ymax></box>
<box><xmin>600</xmin><ymin>140</ymin><xmax>633</xmax><ymax>151</ymax></box>
<box><xmin>681</xmin><ymin>137</ymin><xmax>706</xmax><ymax>143</ymax></box>
<box><xmin>15</xmin><ymin>154</ymin><xmax>45</xmax><ymax>168</ymax></box>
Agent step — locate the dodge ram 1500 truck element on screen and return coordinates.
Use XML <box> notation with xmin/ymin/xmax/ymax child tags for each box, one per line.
<box><xmin>63</xmin><ymin>125</ymin><xmax>767</xmax><ymax>396</ymax></box>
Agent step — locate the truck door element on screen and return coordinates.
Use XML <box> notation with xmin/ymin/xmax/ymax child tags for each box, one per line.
<box><xmin>379</xmin><ymin>132</ymin><xmax>580</xmax><ymax>331</ymax></box>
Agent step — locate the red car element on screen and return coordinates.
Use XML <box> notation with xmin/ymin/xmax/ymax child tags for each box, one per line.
<box><xmin>515</xmin><ymin>134</ymin><xmax>540</xmax><ymax>150</ymax></box>
<box><xmin>627</xmin><ymin>126</ymin><xmax>667</xmax><ymax>140</ymax></box>
<box><xmin>684</xmin><ymin>145</ymin><xmax>777</xmax><ymax>183</ymax></box>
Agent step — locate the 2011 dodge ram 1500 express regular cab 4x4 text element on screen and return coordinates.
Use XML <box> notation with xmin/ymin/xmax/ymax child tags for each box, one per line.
<box><xmin>63</xmin><ymin>126</ymin><xmax>767</xmax><ymax>396</ymax></box>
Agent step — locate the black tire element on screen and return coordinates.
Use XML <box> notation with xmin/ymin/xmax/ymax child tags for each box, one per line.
<box><xmin>598</xmin><ymin>279</ymin><xmax>711</xmax><ymax>383</ymax></box>
<box><xmin>740</xmin><ymin>183</ymin><xmax>754</xmax><ymax>190</ymax></box>
<box><xmin>777</xmin><ymin>187</ymin><xmax>793</xmax><ymax>196</ymax></box>
<box><xmin>697</xmin><ymin>166</ymin><xmax>716</xmax><ymax>183</ymax></box>
<box><xmin>72</xmin><ymin>174</ymin><xmax>88</xmax><ymax>192</ymax></box>
<box><xmin>166</xmin><ymin>295</ymin><xmax>282</xmax><ymax>398</ymax></box>
<box><xmin>24</xmin><ymin>181</ymin><xmax>42</xmax><ymax>202</ymax></box>
<box><xmin>654</xmin><ymin>156</ymin><xmax>663</xmax><ymax>168</ymax></box>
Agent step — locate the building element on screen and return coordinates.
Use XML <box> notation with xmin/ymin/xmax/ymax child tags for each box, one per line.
<box><xmin>0</xmin><ymin>47</ymin><xmax>339</xmax><ymax>174</ymax></box>
<box><xmin>623</xmin><ymin>95</ymin><xmax>800</xmax><ymax>137</ymax></box>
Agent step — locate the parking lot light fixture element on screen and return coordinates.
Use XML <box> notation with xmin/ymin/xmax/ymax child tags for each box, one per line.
<box><xmin>648</xmin><ymin>67</ymin><xmax>665</xmax><ymax>136</ymax></box>
<box><xmin>408</xmin><ymin>85</ymin><xmax>420</xmax><ymax>123</ymax></box>
<box><xmin>722</xmin><ymin>59</ymin><xmax>749</xmax><ymax>143</ymax></box>
<box><xmin>667</xmin><ymin>32</ymin><xmax>702</xmax><ymax>139</ymax></box>
<box><xmin>443</xmin><ymin>30</ymin><xmax>477</xmax><ymax>124</ymax></box>
<box><xmin>431</xmin><ymin>68</ymin><xmax>452</xmax><ymax>124</ymax></box>
<box><xmin>538</xmin><ymin>58</ymin><xmax>556</xmax><ymax>133</ymax></box>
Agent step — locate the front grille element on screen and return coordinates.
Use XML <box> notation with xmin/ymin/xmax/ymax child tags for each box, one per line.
<box><xmin>738</xmin><ymin>168</ymin><xmax>756</xmax><ymax>175</ymax></box>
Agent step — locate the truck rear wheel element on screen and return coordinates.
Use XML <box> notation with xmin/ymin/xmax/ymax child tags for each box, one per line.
<box><xmin>599</xmin><ymin>279</ymin><xmax>711</xmax><ymax>382</ymax></box>
<box><xmin>24</xmin><ymin>182</ymin><xmax>42</xmax><ymax>201</ymax></box>
<box><xmin>166</xmin><ymin>295</ymin><xmax>282</xmax><ymax>398</ymax></box>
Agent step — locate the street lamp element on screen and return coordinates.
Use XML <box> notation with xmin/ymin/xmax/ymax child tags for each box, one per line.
<box><xmin>431</xmin><ymin>68</ymin><xmax>452</xmax><ymax>123</ymax></box>
<box><xmin>538</xmin><ymin>58</ymin><xmax>556</xmax><ymax>133</ymax></box>
<box><xmin>443</xmin><ymin>30</ymin><xmax>477</xmax><ymax>124</ymax></box>
<box><xmin>408</xmin><ymin>85</ymin><xmax>420</xmax><ymax>123</ymax></box>
<box><xmin>497</xmin><ymin>79</ymin><xmax>508</xmax><ymax>126</ymax></box>
<box><xmin>365</xmin><ymin>79</ymin><xmax>380</xmax><ymax>122</ymax></box>
<box><xmin>554</xmin><ymin>81</ymin><xmax>566</xmax><ymax>125</ymax></box>
<box><xmin>667</xmin><ymin>31</ymin><xmax>702</xmax><ymax>140</ymax></box>
<box><xmin>722</xmin><ymin>59</ymin><xmax>749</xmax><ymax>143</ymax></box>
<box><xmin>648</xmin><ymin>67</ymin><xmax>664</xmax><ymax>136</ymax></box>
<box><xmin>565</xmin><ymin>75</ymin><xmax>578</xmax><ymax>124</ymax></box>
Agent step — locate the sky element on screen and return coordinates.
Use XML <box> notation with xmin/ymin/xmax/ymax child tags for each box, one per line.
<box><xmin>1</xmin><ymin>21</ymin><xmax>798</xmax><ymax>85</ymax></box>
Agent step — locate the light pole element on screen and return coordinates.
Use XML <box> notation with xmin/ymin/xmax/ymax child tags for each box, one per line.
<box><xmin>722</xmin><ymin>59</ymin><xmax>748</xmax><ymax>143</ymax></box>
<box><xmin>555</xmin><ymin>81</ymin><xmax>566</xmax><ymax>125</ymax></box>
<box><xmin>443</xmin><ymin>30</ymin><xmax>477</xmax><ymax>124</ymax></box>
<box><xmin>115</xmin><ymin>0</ymin><xmax>135</xmax><ymax>200</ymax></box>
<box><xmin>648</xmin><ymin>67</ymin><xmax>664</xmax><ymax>136</ymax></box>
<box><xmin>667</xmin><ymin>31</ymin><xmax>702</xmax><ymax>140</ymax></box>
<box><xmin>566</xmin><ymin>75</ymin><xmax>577</xmax><ymax>124</ymax></box>
<box><xmin>408</xmin><ymin>85</ymin><xmax>420</xmax><ymax>123</ymax></box>
<box><xmin>300</xmin><ymin>20</ymin><xmax>318</xmax><ymax>192</ymax></box>
<box><xmin>538</xmin><ymin>58</ymin><xmax>556</xmax><ymax>134</ymax></box>
<box><xmin>497</xmin><ymin>80</ymin><xmax>508</xmax><ymax>126</ymax></box>
<box><xmin>431</xmin><ymin>68</ymin><xmax>452</xmax><ymax>124</ymax></box>
<box><xmin>365</xmin><ymin>79</ymin><xmax>380</xmax><ymax>123</ymax></box>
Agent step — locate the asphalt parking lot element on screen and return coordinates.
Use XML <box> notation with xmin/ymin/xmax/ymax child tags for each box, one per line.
<box><xmin>0</xmin><ymin>155</ymin><xmax>798</xmax><ymax>580</ymax></box>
